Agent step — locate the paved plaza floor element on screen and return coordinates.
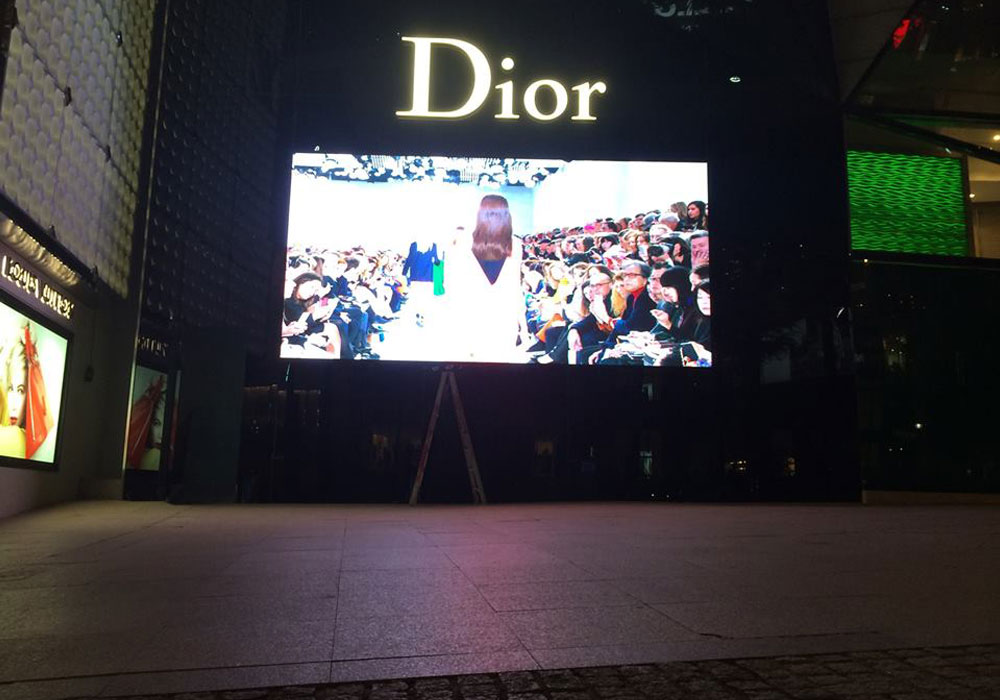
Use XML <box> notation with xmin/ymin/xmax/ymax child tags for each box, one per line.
<box><xmin>0</xmin><ymin>501</ymin><xmax>997</xmax><ymax>699</ymax></box>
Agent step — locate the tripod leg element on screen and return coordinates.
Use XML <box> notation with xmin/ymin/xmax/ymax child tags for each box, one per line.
<box><xmin>448</xmin><ymin>372</ymin><xmax>487</xmax><ymax>504</ymax></box>
<box><xmin>409</xmin><ymin>371</ymin><xmax>448</xmax><ymax>505</ymax></box>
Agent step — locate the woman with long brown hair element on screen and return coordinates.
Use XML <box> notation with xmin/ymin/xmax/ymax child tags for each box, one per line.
<box><xmin>447</xmin><ymin>194</ymin><xmax>531</xmax><ymax>362</ymax></box>
<box><xmin>472</xmin><ymin>194</ymin><xmax>513</xmax><ymax>267</ymax></box>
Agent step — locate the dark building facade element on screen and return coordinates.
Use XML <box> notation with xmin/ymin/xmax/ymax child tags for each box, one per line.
<box><xmin>0</xmin><ymin>0</ymin><xmax>996</xmax><ymax>517</ymax></box>
<box><xmin>260</xmin><ymin>0</ymin><xmax>860</xmax><ymax>503</ymax></box>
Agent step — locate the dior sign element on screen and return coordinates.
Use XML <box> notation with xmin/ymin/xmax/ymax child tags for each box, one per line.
<box><xmin>396</xmin><ymin>37</ymin><xmax>607</xmax><ymax>122</ymax></box>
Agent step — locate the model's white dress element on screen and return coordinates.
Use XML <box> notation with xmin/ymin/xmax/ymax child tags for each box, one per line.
<box><xmin>441</xmin><ymin>244</ymin><xmax>525</xmax><ymax>363</ymax></box>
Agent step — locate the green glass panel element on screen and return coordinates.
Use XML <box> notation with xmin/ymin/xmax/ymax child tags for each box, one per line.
<box><xmin>847</xmin><ymin>151</ymin><xmax>968</xmax><ymax>256</ymax></box>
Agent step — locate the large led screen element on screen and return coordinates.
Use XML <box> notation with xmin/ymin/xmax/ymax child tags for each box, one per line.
<box><xmin>282</xmin><ymin>154</ymin><xmax>711</xmax><ymax>367</ymax></box>
<box><xmin>0</xmin><ymin>299</ymin><xmax>68</xmax><ymax>464</ymax></box>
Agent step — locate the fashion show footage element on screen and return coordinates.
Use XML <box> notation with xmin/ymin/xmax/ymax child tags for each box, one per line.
<box><xmin>281</xmin><ymin>154</ymin><xmax>710</xmax><ymax>367</ymax></box>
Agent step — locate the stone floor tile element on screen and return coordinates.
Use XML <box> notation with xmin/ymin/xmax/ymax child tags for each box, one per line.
<box><xmin>499</xmin><ymin>606</ymin><xmax>698</xmax><ymax>650</ymax></box>
<box><xmin>0</xmin><ymin>502</ymin><xmax>997</xmax><ymax>699</ymax></box>
<box><xmin>99</xmin><ymin>662</ymin><xmax>330</xmax><ymax>697</ymax></box>
<box><xmin>477</xmin><ymin>579</ymin><xmax>640</xmax><ymax>611</ymax></box>
<box><xmin>331</xmin><ymin>608</ymin><xmax>523</xmax><ymax>660</ymax></box>
<box><xmin>327</xmin><ymin>650</ymin><xmax>537</xmax><ymax>684</ymax></box>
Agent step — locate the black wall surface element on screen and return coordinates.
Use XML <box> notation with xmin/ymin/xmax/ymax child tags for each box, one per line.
<box><xmin>853</xmin><ymin>260</ymin><xmax>1000</xmax><ymax>494</ymax></box>
<box><xmin>242</xmin><ymin>0</ymin><xmax>859</xmax><ymax>503</ymax></box>
<box><xmin>170</xmin><ymin>327</ymin><xmax>248</xmax><ymax>502</ymax></box>
<box><xmin>144</xmin><ymin>0</ymin><xmax>284</xmax><ymax>350</ymax></box>
<box><xmin>138</xmin><ymin>0</ymin><xmax>285</xmax><ymax>501</ymax></box>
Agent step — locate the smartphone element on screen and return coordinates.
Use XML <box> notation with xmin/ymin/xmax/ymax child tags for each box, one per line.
<box><xmin>680</xmin><ymin>343</ymin><xmax>700</xmax><ymax>363</ymax></box>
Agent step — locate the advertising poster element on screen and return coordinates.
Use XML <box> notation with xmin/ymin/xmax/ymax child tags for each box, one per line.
<box><xmin>125</xmin><ymin>365</ymin><xmax>168</xmax><ymax>471</ymax></box>
<box><xmin>0</xmin><ymin>299</ymin><xmax>68</xmax><ymax>464</ymax></box>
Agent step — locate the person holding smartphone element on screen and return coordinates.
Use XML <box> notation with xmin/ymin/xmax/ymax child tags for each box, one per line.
<box><xmin>648</xmin><ymin>266</ymin><xmax>692</xmax><ymax>343</ymax></box>
<box><xmin>282</xmin><ymin>272</ymin><xmax>346</xmax><ymax>357</ymax></box>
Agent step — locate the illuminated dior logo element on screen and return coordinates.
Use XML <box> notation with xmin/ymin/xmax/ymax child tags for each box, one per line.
<box><xmin>396</xmin><ymin>37</ymin><xmax>607</xmax><ymax>122</ymax></box>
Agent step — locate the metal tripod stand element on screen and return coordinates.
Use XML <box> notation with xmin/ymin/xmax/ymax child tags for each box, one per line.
<box><xmin>408</xmin><ymin>368</ymin><xmax>486</xmax><ymax>505</ymax></box>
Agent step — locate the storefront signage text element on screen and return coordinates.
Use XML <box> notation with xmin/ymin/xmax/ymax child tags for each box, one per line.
<box><xmin>1</xmin><ymin>255</ymin><xmax>75</xmax><ymax>320</ymax></box>
<box><xmin>397</xmin><ymin>37</ymin><xmax>607</xmax><ymax>122</ymax></box>
<box><xmin>137</xmin><ymin>335</ymin><xmax>169</xmax><ymax>359</ymax></box>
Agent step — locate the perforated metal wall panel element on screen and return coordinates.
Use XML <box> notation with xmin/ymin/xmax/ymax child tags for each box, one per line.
<box><xmin>142</xmin><ymin>0</ymin><xmax>283</xmax><ymax>349</ymax></box>
<box><xmin>0</xmin><ymin>0</ymin><xmax>155</xmax><ymax>296</ymax></box>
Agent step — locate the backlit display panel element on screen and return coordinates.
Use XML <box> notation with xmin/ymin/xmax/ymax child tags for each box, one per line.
<box><xmin>282</xmin><ymin>153</ymin><xmax>711</xmax><ymax>367</ymax></box>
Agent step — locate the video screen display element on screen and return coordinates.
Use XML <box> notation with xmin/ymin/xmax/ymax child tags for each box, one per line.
<box><xmin>0</xmin><ymin>299</ymin><xmax>68</xmax><ymax>464</ymax></box>
<box><xmin>282</xmin><ymin>154</ymin><xmax>710</xmax><ymax>366</ymax></box>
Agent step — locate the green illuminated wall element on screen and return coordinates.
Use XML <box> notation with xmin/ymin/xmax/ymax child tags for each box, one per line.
<box><xmin>847</xmin><ymin>151</ymin><xmax>968</xmax><ymax>256</ymax></box>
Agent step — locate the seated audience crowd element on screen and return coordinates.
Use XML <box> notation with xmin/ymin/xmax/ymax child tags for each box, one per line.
<box><xmin>521</xmin><ymin>201</ymin><xmax>711</xmax><ymax>367</ymax></box>
<box><xmin>281</xmin><ymin>249</ymin><xmax>408</xmax><ymax>359</ymax></box>
<box><xmin>281</xmin><ymin>199</ymin><xmax>710</xmax><ymax>367</ymax></box>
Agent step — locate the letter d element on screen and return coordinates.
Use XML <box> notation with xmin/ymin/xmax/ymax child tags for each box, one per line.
<box><xmin>396</xmin><ymin>37</ymin><xmax>491</xmax><ymax>119</ymax></box>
